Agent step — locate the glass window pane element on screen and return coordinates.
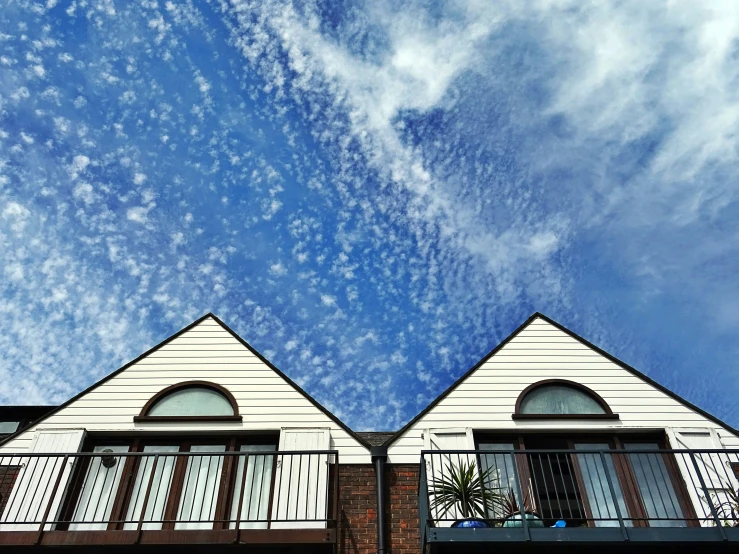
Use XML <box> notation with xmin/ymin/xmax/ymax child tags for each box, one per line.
<box><xmin>479</xmin><ymin>443</ymin><xmax>517</xmax><ymax>519</ymax></box>
<box><xmin>520</xmin><ymin>385</ymin><xmax>605</xmax><ymax>415</ymax></box>
<box><xmin>147</xmin><ymin>387</ymin><xmax>233</xmax><ymax>417</ymax></box>
<box><xmin>574</xmin><ymin>444</ymin><xmax>631</xmax><ymax>527</ymax></box>
<box><xmin>230</xmin><ymin>445</ymin><xmax>276</xmax><ymax>529</ymax></box>
<box><xmin>0</xmin><ymin>421</ymin><xmax>19</xmax><ymax>433</ymax></box>
<box><xmin>123</xmin><ymin>445</ymin><xmax>179</xmax><ymax>530</ymax></box>
<box><xmin>176</xmin><ymin>445</ymin><xmax>226</xmax><ymax>530</ymax></box>
<box><xmin>624</xmin><ymin>443</ymin><xmax>685</xmax><ymax>527</ymax></box>
<box><xmin>70</xmin><ymin>445</ymin><xmax>129</xmax><ymax>530</ymax></box>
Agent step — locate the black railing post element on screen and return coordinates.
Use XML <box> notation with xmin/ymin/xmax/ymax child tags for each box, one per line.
<box><xmin>510</xmin><ymin>451</ymin><xmax>530</xmax><ymax>541</ymax></box>
<box><xmin>418</xmin><ymin>455</ymin><xmax>430</xmax><ymax>549</ymax></box>
<box><xmin>689</xmin><ymin>451</ymin><xmax>727</xmax><ymax>541</ymax></box>
<box><xmin>599</xmin><ymin>451</ymin><xmax>628</xmax><ymax>541</ymax></box>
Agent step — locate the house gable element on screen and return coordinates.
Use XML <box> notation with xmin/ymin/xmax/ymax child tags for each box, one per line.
<box><xmin>0</xmin><ymin>313</ymin><xmax>370</xmax><ymax>462</ymax></box>
<box><xmin>386</xmin><ymin>313</ymin><xmax>739</xmax><ymax>462</ymax></box>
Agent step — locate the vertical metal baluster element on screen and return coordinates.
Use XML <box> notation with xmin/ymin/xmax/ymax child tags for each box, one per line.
<box><xmin>285</xmin><ymin>453</ymin><xmax>295</xmax><ymax>523</ymax></box>
<box><xmin>546</xmin><ymin>453</ymin><xmax>565</xmax><ymax>521</ymax></box>
<box><xmin>579</xmin><ymin>452</ymin><xmax>602</xmax><ymax>525</ymax></box>
<box><xmin>510</xmin><ymin>450</ymin><xmax>530</xmax><ymax>541</ymax></box>
<box><xmin>600</xmin><ymin>451</ymin><xmax>628</xmax><ymax>540</ymax></box>
<box><xmin>36</xmin><ymin>456</ymin><xmax>68</xmax><ymax>541</ymax></box>
<box><xmin>678</xmin><ymin>452</ymin><xmax>706</xmax><ymax>525</ymax></box>
<box><xmin>144</xmin><ymin>456</ymin><xmax>164</xmax><ymax>529</ymax></box>
<box><xmin>87</xmin><ymin>455</ymin><xmax>107</xmax><ymax>526</ymax></box>
<box><xmin>295</xmin><ymin>453</ymin><xmax>303</xmax><ymax>523</ymax></box>
<box><xmin>429</xmin><ymin>453</ymin><xmax>437</xmax><ymax>523</ymax></box>
<box><xmin>25</xmin><ymin>456</ymin><xmax>51</xmax><ymax>525</ymax></box>
<box><xmin>234</xmin><ymin>452</ymin><xmax>248</xmax><ymax>532</ymax></box>
<box><xmin>562</xmin><ymin>451</ymin><xmax>584</xmax><ymax>522</ymax></box>
<box><xmin>208</xmin><ymin>454</ymin><xmax>222</xmax><ymax>525</ymax></box>
<box><xmin>642</xmin><ymin>452</ymin><xmax>670</xmax><ymax>525</ymax></box>
<box><xmin>275</xmin><ymin>451</ymin><xmax>285</xmax><ymax>524</ymax></box>
<box><xmin>528</xmin><ymin>454</ymin><xmax>546</xmax><ymax>520</ymax></box>
<box><xmin>689</xmin><ymin>451</ymin><xmax>727</xmax><ymax>541</ymax></box>
<box><xmin>306</xmin><ymin>453</ymin><xmax>313</xmax><ymax>523</ymax></box>
<box><xmin>250</xmin><ymin>453</ymin><xmax>261</xmax><ymax>523</ymax></box>
<box><xmin>136</xmin><ymin>455</ymin><xmax>159</xmax><ymax>536</ymax></box>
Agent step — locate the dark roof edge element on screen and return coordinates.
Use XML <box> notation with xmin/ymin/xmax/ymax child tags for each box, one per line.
<box><xmin>382</xmin><ymin>313</ymin><xmax>541</xmax><ymax>446</ymax></box>
<box><xmin>0</xmin><ymin>313</ymin><xmax>372</xmax><ymax>450</ymax></box>
<box><xmin>0</xmin><ymin>312</ymin><xmax>216</xmax><ymax>448</ymax></box>
<box><xmin>533</xmin><ymin>312</ymin><xmax>739</xmax><ymax>439</ymax></box>
<box><xmin>383</xmin><ymin>311</ymin><xmax>739</xmax><ymax>447</ymax></box>
<box><xmin>207</xmin><ymin>314</ymin><xmax>372</xmax><ymax>450</ymax></box>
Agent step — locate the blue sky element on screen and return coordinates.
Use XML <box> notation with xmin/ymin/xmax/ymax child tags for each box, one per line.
<box><xmin>1</xmin><ymin>0</ymin><xmax>739</xmax><ymax>431</ymax></box>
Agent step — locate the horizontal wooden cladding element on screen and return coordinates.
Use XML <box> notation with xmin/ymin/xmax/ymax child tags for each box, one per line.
<box><xmin>0</xmin><ymin>528</ymin><xmax>336</xmax><ymax>546</ymax></box>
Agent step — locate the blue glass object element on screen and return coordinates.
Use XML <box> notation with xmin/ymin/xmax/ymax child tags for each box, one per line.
<box><xmin>502</xmin><ymin>513</ymin><xmax>546</xmax><ymax>528</ymax></box>
<box><xmin>451</xmin><ymin>518</ymin><xmax>490</xmax><ymax>528</ymax></box>
<box><xmin>552</xmin><ymin>520</ymin><xmax>567</xmax><ymax>528</ymax></box>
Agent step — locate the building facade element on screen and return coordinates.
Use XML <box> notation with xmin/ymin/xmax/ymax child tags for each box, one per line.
<box><xmin>0</xmin><ymin>312</ymin><xmax>737</xmax><ymax>553</ymax></box>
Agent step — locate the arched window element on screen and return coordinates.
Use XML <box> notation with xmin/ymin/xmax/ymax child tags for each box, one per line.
<box><xmin>134</xmin><ymin>381</ymin><xmax>241</xmax><ymax>422</ymax></box>
<box><xmin>512</xmin><ymin>380</ymin><xmax>618</xmax><ymax>420</ymax></box>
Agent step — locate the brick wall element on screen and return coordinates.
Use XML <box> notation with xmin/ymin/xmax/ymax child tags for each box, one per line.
<box><xmin>0</xmin><ymin>466</ymin><xmax>21</xmax><ymax>518</ymax></box>
<box><xmin>386</xmin><ymin>464</ymin><xmax>420</xmax><ymax>554</ymax></box>
<box><xmin>340</xmin><ymin>465</ymin><xmax>378</xmax><ymax>554</ymax></box>
<box><xmin>338</xmin><ymin>464</ymin><xmax>421</xmax><ymax>554</ymax></box>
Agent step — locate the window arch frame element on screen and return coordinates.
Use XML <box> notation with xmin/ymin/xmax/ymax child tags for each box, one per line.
<box><xmin>512</xmin><ymin>379</ymin><xmax>619</xmax><ymax>420</ymax></box>
<box><xmin>133</xmin><ymin>380</ymin><xmax>242</xmax><ymax>422</ymax></box>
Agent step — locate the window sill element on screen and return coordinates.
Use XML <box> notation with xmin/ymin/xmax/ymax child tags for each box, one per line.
<box><xmin>133</xmin><ymin>415</ymin><xmax>243</xmax><ymax>423</ymax></box>
<box><xmin>511</xmin><ymin>413</ymin><xmax>620</xmax><ymax>420</ymax></box>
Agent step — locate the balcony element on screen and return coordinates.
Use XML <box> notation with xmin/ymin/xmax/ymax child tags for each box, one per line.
<box><xmin>420</xmin><ymin>448</ymin><xmax>739</xmax><ymax>553</ymax></box>
<box><xmin>0</xmin><ymin>449</ymin><xmax>338</xmax><ymax>551</ymax></box>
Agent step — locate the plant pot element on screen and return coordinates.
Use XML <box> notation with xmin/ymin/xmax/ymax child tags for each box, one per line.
<box><xmin>502</xmin><ymin>511</ymin><xmax>545</xmax><ymax>528</ymax></box>
<box><xmin>451</xmin><ymin>518</ymin><xmax>491</xmax><ymax>528</ymax></box>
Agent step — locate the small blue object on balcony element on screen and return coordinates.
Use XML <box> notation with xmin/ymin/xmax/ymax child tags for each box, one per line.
<box><xmin>552</xmin><ymin>520</ymin><xmax>566</xmax><ymax>528</ymax></box>
<box><xmin>451</xmin><ymin>518</ymin><xmax>491</xmax><ymax>528</ymax></box>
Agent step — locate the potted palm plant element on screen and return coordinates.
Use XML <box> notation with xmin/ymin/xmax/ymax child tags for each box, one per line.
<box><xmin>713</xmin><ymin>487</ymin><xmax>739</xmax><ymax>527</ymax></box>
<box><xmin>428</xmin><ymin>459</ymin><xmax>503</xmax><ymax>528</ymax></box>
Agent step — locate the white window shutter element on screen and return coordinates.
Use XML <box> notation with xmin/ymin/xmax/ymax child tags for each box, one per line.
<box><xmin>424</xmin><ymin>428</ymin><xmax>475</xmax><ymax>527</ymax></box>
<box><xmin>271</xmin><ymin>428</ymin><xmax>331</xmax><ymax>529</ymax></box>
<box><xmin>666</xmin><ymin>427</ymin><xmax>736</xmax><ymax>526</ymax></box>
<box><xmin>1</xmin><ymin>429</ymin><xmax>85</xmax><ymax>531</ymax></box>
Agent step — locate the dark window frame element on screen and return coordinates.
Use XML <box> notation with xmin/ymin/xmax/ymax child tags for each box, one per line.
<box><xmin>134</xmin><ymin>381</ymin><xmax>242</xmax><ymax>423</ymax></box>
<box><xmin>59</xmin><ymin>433</ymin><xmax>278</xmax><ymax>531</ymax></box>
<box><xmin>474</xmin><ymin>431</ymin><xmax>697</xmax><ymax>527</ymax></box>
<box><xmin>512</xmin><ymin>379</ymin><xmax>620</xmax><ymax>420</ymax></box>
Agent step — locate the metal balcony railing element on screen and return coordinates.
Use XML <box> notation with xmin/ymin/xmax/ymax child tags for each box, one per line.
<box><xmin>420</xmin><ymin>448</ymin><xmax>739</xmax><ymax>543</ymax></box>
<box><xmin>0</xmin><ymin>450</ymin><xmax>339</xmax><ymax>535</ymax></box>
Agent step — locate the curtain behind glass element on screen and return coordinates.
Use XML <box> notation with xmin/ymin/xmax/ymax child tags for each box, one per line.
<box><xmin>123</xmin><ymin>445</ymin><xmax>178</xmax><ymax>530</ymax></box>
<box><xmin>69</xmin><ymin>445</ymin><xmax>128</xmax><ymax>530</ymax></box>
<box><xmin>229</xmin><ymin>445</ymin><xmax>275</xmax><ymax>529</ymax></box>
<box><xmin>175</xmin><ymin>445</ymin><xmax>226</xmax><ymax>530</ymax></box>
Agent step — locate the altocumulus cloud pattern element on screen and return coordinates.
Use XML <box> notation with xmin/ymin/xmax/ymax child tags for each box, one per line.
<box><xmin>1</xmin><ymin>0</ymin><xmax>739</xmax><ymax>430</ymax></box>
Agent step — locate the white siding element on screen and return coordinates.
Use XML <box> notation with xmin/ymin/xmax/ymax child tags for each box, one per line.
<box><xmin>388</xmin><ymin>317</ymin><xmax>739</xmax><ymax>463</ymax></box>
<box><xmin>1</xmin><ymin>317</ymin><xmax>369</xmax><ymax>463</ymax></box>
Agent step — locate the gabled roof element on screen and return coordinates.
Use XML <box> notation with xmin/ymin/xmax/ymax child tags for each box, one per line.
<box><xmin>0</xmin><ymin>313</ymin><xmax>372</xmax><ymax>449</ymax></box>
<box><xmin>382</xmin><ymin>312</ymin><xmax>739</xmax><ymax>446</ymax></box>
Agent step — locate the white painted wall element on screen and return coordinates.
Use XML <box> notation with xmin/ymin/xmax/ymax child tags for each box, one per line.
<box><xmin>0</xmin><ymin>317</ymin><xmax>370</xmax><ymax>464</ymax></box>
<box><xmin>388</xmin><ymin>317</ymin><xmax>739</xmax><ymax>463</ymax></box>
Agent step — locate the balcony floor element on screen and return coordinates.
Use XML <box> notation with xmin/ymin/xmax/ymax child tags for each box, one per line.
<box><xmin>0</xmin><ymin>528</ymin><xmax>336</xmax><ymax>553</ymax></box>
<box><xmin>427</xmin><ymin>526</ymin><xmax>739</xmax><ymax>554</ymax></box>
